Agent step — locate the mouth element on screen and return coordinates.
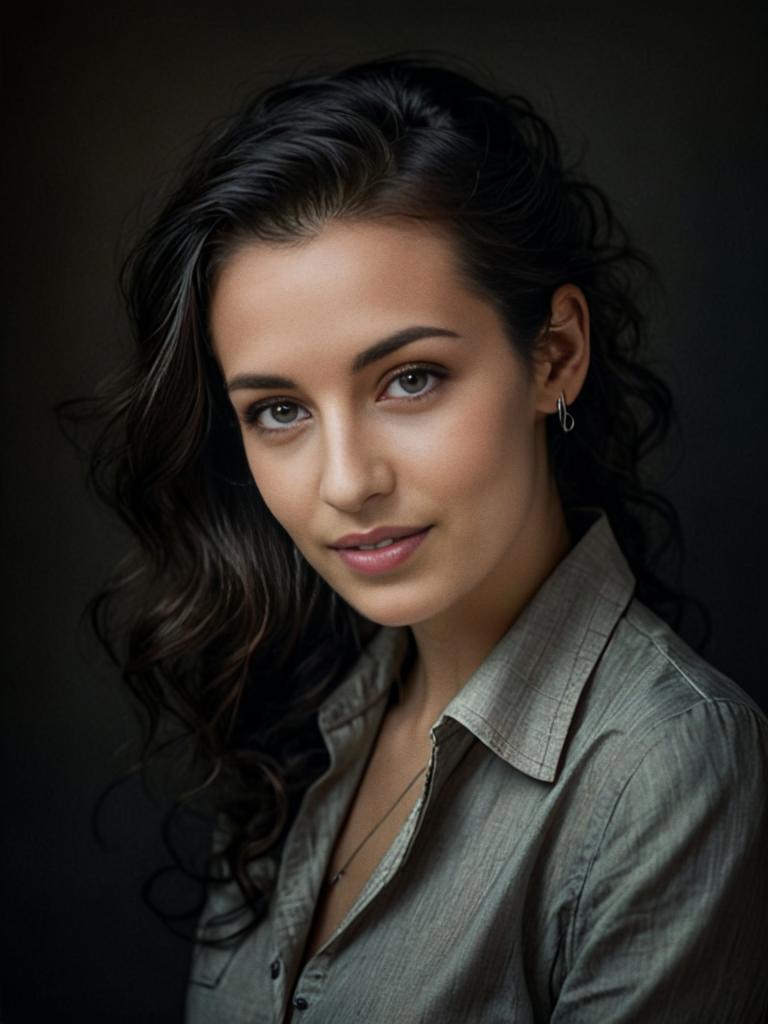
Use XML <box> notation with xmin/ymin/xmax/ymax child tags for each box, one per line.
<box><xmin>331</xmin><ymin>526</ymin><xmax>432</xmax><ymax>575</ymax></box>
<box><xmin>330</xmin><ymin>525</ymin><xmax>431</xmax><ymax>550</ymax></box>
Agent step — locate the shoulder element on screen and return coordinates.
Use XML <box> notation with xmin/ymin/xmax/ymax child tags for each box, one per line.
<box><xmin>582</xmin><ymin>596</ymin><xmax>767</xmax><ymax>747</ymax></box>
<box><xmin>564</xmin><ymin>598</ymin><xmax>768</xmax><ymax>855</ymax></box>
<box><xmin>555</xmin><ymin>603</ymin><xmax>768</xmax><ymax>1021</ymax></box>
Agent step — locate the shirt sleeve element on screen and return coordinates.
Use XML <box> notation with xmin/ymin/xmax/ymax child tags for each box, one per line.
<box><xmin>552</xmin><ymin>698</ymin><xmax>768</xmax><ymax>1023</ymax></box>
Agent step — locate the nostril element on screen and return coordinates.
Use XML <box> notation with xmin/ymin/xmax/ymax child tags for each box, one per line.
<box><xmin>318</xmin><ymin>448</ymin><xmax>395</xmax><ymax>511</ymax></box>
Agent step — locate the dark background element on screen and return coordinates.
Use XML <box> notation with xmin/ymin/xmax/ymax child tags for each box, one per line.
<box><xmin>3</xmin><ymin>2</ymin><xmax>767</xmax><ymax>1021</ymax></box>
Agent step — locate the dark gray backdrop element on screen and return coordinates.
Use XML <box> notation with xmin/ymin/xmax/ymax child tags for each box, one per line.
<box><xmin>3</xmin><ymin>2</ymin><xmax>767</xmax><ymax>1021</ymax></box>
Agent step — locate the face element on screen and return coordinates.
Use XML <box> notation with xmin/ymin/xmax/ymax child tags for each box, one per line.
<box><xmin>210</xmin><ymin>217</ymin><xmax>554</xmax><ymax>630</ymax></box>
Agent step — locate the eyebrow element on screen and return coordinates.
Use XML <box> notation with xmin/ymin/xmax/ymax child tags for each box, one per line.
<box><xmin>225</xmin><ymin>326</ymin><xmax>461</xmax><ymax>392</ymax></box>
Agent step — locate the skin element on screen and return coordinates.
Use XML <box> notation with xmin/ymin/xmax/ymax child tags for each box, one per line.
<box><xmin>210</xmin><ymin>216</ymin><xmax>590</xmax><ymax>740</ymax></box>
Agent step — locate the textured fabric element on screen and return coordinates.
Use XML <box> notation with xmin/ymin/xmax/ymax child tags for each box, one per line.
<box><xmin>185</xmin><ymin>507</ymin><xmax>768</xmax><ymax>1023</ymax></box>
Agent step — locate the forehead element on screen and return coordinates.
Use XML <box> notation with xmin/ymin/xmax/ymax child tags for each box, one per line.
<box><xmin>208</xmin><ymin>217</ymin><xmax>496</xmax><ymax>361</ymax></box>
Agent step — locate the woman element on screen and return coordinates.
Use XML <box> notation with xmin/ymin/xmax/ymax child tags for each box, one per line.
<box><xmin>80</xmin><ymin>55</ymin><xmax>768</xmax><ymax>1021</ymax></box>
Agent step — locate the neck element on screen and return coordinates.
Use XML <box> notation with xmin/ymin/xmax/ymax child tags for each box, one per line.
<box><xmin>392</xmin><ymin>484</ymin><xmax>573</xmax><ymax>738</ymax></box>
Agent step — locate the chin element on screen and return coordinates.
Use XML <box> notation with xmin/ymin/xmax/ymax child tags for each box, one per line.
<box><xmin>359</xmin><ymin>609</ymin><xmax>421</xmax><ymax>629</ymax></box>
<box><xmin>338</xmin><ymin>587</ymin><xmax>447</xmax><ymax>629</ymax></box>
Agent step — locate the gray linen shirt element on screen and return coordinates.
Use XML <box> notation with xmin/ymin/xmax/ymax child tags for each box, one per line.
<box><xmin>186</xmin><ymin>507</ymin><xmax>768</xmax><ymax>1023</ymax></box>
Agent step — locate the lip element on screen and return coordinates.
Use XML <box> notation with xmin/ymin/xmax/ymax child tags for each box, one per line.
<box><xmin>332</xmin><ymin>527</ymin><xmax>432</xmax><ymax>576</ymax></box>
<box><xmin>330</xmin><ymin>525</ymin><xmax>430</xmax><ymax>549</ymax></box>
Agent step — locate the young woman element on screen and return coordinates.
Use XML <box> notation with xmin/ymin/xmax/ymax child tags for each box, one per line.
<box><xmin>81</xmin><ymin>56</ymin><xmax>768</xmax><ymax>1021</ymax></box>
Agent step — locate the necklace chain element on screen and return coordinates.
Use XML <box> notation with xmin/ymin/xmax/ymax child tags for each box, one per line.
<box><xmin>326</xmin><ymin>763</ymin><xmax>428</xmax><ymax>887</ymax></box>
<box><xmin>327</xmin><ymin>650</ymin><xmax>426</xmax><ymax>888</ymax></box>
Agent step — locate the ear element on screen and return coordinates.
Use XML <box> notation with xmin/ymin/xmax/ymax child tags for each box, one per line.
<box><xmin>531</xmin><ymin>284</ymin><xmax>590</xmax><ymax>417</ymax></box>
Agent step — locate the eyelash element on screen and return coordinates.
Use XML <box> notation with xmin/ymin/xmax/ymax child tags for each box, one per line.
<box><xmin>242</xmin><ymin>362</ymin><xmax>448</xmax><ymax>435</ymax></box>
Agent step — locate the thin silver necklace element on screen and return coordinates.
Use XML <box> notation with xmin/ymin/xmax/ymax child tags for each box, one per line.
<box><xmin>325</xmin><ymin>651</ymin><xmax>428</xmax><ymax>892</ymax></box>
<box><xmin>326</xmin><ymin>762</ymin><xmax>429</xmax><ymax>888</ymax></box>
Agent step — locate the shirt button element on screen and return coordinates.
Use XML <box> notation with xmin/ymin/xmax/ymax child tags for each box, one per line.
<box><xmin>293</xmin><ymin>995</ymin><xmax>309</xmax><ymax>1010</ymax></box>
<box><xmin>270</xmin><ymin>959</ymin><xmax>281</xmax><ymax>979</ymax></box>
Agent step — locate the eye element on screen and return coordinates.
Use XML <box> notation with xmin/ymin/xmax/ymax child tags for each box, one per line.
<box><xmin>244</xmin><ymin>399</ymin><xmax>310</xmax><ymax>433</ymax></box>
<box><xmin>381</xmin><ymin>364</ymin><xmax>446</xmax><ymax>401</ymax></box>
<box><xmin>241</xmin><ymin>363</ymin><xmax>447</xmax><ymax>436</ymax></box>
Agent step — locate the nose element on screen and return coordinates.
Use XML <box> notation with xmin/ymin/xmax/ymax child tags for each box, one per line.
<box><xmin>317</xmin><ymin>413</ymin><xmax>395</xmax><ymax>512</ymax></box>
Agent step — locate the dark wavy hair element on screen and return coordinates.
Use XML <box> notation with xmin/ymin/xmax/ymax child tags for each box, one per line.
<box><xmin>64</xmin><ymin>53</ymin><xmax>709</xmax><ymax>939</ymax></box>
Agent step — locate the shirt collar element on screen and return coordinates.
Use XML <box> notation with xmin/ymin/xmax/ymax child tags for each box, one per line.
<box><xmin>319</xmin><ymin>506</ymin><xmax>635</xmax><ymax>783</ymax></box>
<box><xmin>440</xmin><ymin>506</ymin><xmax>636</xmax><ymax>781</ymax></box>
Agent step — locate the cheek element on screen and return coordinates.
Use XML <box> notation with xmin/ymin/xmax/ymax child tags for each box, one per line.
<box><xmin>245</xmin><ymin>448</ymin><xmax>308</xmax><ymax>535</ymax></box>
<box><xmin>420</xmin><ymin>390</ymin><xmax>533</xmax><ymax>511</ymax></box>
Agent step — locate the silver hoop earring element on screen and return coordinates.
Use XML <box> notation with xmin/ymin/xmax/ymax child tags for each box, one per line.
<box><xmin>556</xmin><ymin>392</ymin><xmax>575</xmax><ymax>433</ymax></box>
